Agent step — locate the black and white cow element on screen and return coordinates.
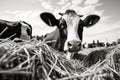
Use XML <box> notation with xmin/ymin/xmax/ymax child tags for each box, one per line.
<box><xmin>0</xmin><ymin>19</ymin><xmax>32</xmax><ymax>40</ymax></box>
<box><xmin>40</xmin><ymin>9</ymin><xmax>100</xmax><ymax>59</ymax></box>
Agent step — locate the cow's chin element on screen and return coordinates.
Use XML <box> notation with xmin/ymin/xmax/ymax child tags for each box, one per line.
<box><xmin>65</xmin><ymin>47</ymin><xmax>81</xmax><ymax>60</ymax></box>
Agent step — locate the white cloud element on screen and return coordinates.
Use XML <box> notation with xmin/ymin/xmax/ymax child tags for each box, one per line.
<box><xmin>84</xmin><ymin>0</ymin><xmax>100</xmax><ymax>5</ymax></box>
<box><xmin>80</xmin><ymin>3</ymin><xmax>102</xmax><ymax>15</ymax></box>
<box><xmin>58</xmin><ymin>0</ymin><xmax>69</xmax><ymax>5</ymax></box>
<box><xmin>92</xmin><ymin>10</ymin><xmax>104</xmax><ymax>16</ymax></box>
<box><xmin>80</xmin><ymin>5</ymin><xmax>95</xmax><ymax>15</ymax></box>
<box><xmin>31</xmin><ymin>0</ymin><xmax>53</xmax><ymax>11</ymax></box>
<box><xmin>56</xmin><ymin>0</ymin><xmax>103</xmax><ymax>17</ymax></box>
<box><xmin>41</xmin><ymin>1</ymin><xmax>53</xmax><ymax>10</ymax></box>
<box><xmin>58</xmin><ymin>0</ymin><xmax>83</xmax><ymax>6</ymax></box>
<box><xmin>61</xmin><ymin>2</ymin><xmax>71</xmax><ymax>10</ymax></box>
<box><xmin>71</xmin><ymin>0</ymin><xmax>83</xmax><ymax>6</ymax></box>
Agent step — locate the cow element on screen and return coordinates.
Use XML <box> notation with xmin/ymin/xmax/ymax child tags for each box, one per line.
<box><xmin>40</xmin><ymin>9</ymin><xmax>100</xmax><ymax>59</ymax></box>
<box><xmin>0</xmin><ymin>19</ymin><xmax>32</xmax><ymax>40</ymax></box>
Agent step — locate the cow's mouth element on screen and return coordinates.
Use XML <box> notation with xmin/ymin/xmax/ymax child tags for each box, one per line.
<box><xmin>65</xmin><ymin>46</ymin><xmax>82</xmax><ymax>60</ymax></box>
<box><xmin>68</xmin><ymin>44</ymin><xmax>82</xmax><ymax>52</ymax></box>
<box><xmin>68</xmin><ymin>47</ymin><xmax>81</xmax><ymax>52</ymax></box>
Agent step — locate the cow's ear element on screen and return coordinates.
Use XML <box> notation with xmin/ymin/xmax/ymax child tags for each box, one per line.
<box><xmin>83</xmin><ymin>15</ymin><xmax>100</xmax><ymax>27</ymax></box>
<box><xmin>40</xmin><ymin>12</ymin><xmax>59</xmax><ymax>27</ymax></box>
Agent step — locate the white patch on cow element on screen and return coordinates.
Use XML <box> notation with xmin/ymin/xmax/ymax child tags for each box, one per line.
<box><xmin>66</xmin><ymin>52</ymin><xmax>74</xmax><ymax>60</ymax></box>
<box><xmin>20</xmin><ymin>22</ymin><xmax>31</xmax><ymax>40</ymax></box>
<box><xmin>66</xmin><ymin>52</ymin><xmax>71</xmax><ymax>60</ymax></box>
<box><xmin>63</xmin><ymin>14</ymin><xmax>81</xmax><ymax>51</ymax></box>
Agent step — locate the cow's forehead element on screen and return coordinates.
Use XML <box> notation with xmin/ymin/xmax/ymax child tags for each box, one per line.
<box><xmin>62</xmin><ymin>13</ymin><xmax>78</xmax><ymax>19</ymax></box>
<box><xmin>62</xmin><ymin>13</ymin><xmax>81</xmax><ymax>27</ymax></box>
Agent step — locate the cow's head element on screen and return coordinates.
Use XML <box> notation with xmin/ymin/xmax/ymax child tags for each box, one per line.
<box><xmin>40</xmin><ymin>10</ymin><xmax>100</xmax><ymax>58</ymax></box>
<box><xmin>19</xmin><ymin>21</ymin><xmax>32</xmax><ymax>40</ymax></box>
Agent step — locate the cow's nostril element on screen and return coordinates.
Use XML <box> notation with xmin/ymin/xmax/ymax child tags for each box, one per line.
<box><xmin>64</xmin><ymin>50</ymin><xmax>67</xmax><ymax>53</ymax></box>
<box><xmin>78</xmin><ymin>43</ymin><xmax>81</xmax><ymax>46</ymax></box>
<box><xmin>68</xmin><ymin>42</ymin><xmax>72</xmax><ymax>47</ymax></box>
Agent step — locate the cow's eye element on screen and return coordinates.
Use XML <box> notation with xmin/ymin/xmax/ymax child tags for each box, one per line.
<box><xmin>68</xmin><ymin>42</ymin><xmax>72</xmax><ymax>47</ymax></box>
<box><xmin>59</xmin><ymin>19</ymin><xmax>67</xmax><ymax>29</ymax></box>
<box><xmin>61</xmin><ymin>24</ymin><xmax>66</xmax><ymax>29</ymax></box>
<box><xmin>63</xmin><ymin>29</ymin><xmax>67</xmax><ymax>34</ymax></box>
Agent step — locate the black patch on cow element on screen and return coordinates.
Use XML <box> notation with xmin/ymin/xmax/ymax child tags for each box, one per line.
<box><xmin>78</xmin><ymin>19</ymin><xmax>84</xmax><ymax>41</ymax></box>
<box><xmin>40</xmin><ymin>13</ymin><xmax>59</xmax><ymax>26</ymax></box>
<box><xmin>58</xmin><ymin>18</ymin><xmax>68</xmax><ymax>51</ymax></box>
<box><xmin>58</xmin><ymin>18</ymin><xmax>67</xmax><ymax>29</ymax></box>
<box><xmin>0</xmin><ymin>21</ymin><xmax>22</xmax><ymax>39</ymax></box>
<box><xmin>59</xmin><ymin>29</ymin><xmax>67</xmax><ymax>51</ymax></box>
<box><xmin>0</xmin><ymin>20</ymin><xmax>32</xmax><ymax>40</ymax></box>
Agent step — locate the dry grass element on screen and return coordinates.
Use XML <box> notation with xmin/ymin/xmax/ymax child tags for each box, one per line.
<box><xmin>0</xmin><ymin>38</ymin><xmax>120</xmax><ymax>80</ymax></box>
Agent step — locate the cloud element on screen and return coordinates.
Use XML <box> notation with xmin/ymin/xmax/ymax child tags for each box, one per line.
<box><xmin>84</xmin><ymin>0</ymin><xmax>100</xmax><ymax>5</ymax></box>
<box><xmin>58</xmin><ymin>0</ymin><xmax>83</xmax><ymax>6</ymax></box>
<box><xmin>92</xmin><ymin>10</ymin><xmax>104</xmax><ymax>16</ymax></box>
<box><xmin>58</xmin><ymin>0</ymin><xmax>69</xmax><ymax>5</ymax></box>
<box><xmin>41</xmin><ymin>1</ymin><xmax>53</xmax><ymax>10</ymax></box>
<box><xmin>80</xmin><ymin>5</ymin><xmax>95</xmax><ymax>15</ymax></box>
<box><xmin>56</xmin><ymin>0</ymin><xmax>103</xmax><ymax>16</ymax></box>
<box><xmin>70</xmin><ymin>0</ymin><xmax>83</xmax><ymax>6</ymax></box>
<box><xmin>80</xmin><ymin>3</ymin><xmax>103</xmax><ymax>15</ymax></box>
<box><xmin>31</xmin><ymin>0</ymin><xmax>53</xmax><ymax>11</ymax></box>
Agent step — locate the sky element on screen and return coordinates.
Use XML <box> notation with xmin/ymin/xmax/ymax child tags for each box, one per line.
<box><xmin>0</xmin><ymin>0</ymin><xmax>120</xmax><ymax>43</ymax></box>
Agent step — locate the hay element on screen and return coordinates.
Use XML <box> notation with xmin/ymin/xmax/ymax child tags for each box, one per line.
<box><xmin>0</xmin><ymin>39</ymin><xmax>84</xmax><ymax>80</ymax></box>
<box><xmin>0</xmin><ymin>38</ymin><xmax>120</xmax><ymax>80</ymax></box>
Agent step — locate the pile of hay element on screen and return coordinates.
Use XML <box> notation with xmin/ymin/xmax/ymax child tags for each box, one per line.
<box><xmin>0</xmin><ymin>39</ymin><xmax>84</xmax><ymax>80</ymax></box>
<box><xmin>0</xmin><ymin>38</ymin><xmax>120</xmax><ymax>80</ymax></box>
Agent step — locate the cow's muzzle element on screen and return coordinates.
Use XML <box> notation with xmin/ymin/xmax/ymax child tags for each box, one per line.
<box><xmin>67</xmin><ymin>40</ymin><xmax>81</xmax><ymax>52</ymax></box>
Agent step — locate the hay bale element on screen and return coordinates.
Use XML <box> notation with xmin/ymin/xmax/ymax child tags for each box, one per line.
<box><xmin>56</xmin><ymin>64</ymin><xmax>120</xmax><ymax>80</ymax></box>
<box><xmin>106</xmin><ymin>44</ymin><xmax>120</xmax><ymax>74</ymax></box>
<box><xmin>80</xmin><ymin>65</ymin><xmax>120</xmax><ymax>80</ymax></box>
<box><xmin>82</xmin><ymin>49</ymin><xmax>108</xmax><ymax>67</ymax></box>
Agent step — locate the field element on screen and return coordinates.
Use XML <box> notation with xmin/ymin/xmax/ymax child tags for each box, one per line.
<box><xmin>0</xmin><ymin>38</ymin><xmax>120</xmax><ymax>80</ymax></box>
